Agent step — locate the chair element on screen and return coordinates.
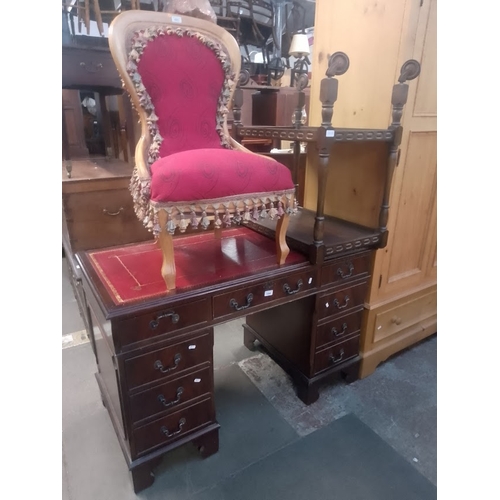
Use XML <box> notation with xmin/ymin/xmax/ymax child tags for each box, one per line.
<box><xmin>108</xmin><ymin>10</ymin><xmax>296</xmax><ymax>291</ymax></box>
<box><xmin>211</xmin><ymin>0</ymin><xmax>242</xmax><ymax>44</ymax></box>
<box><xmin>235</xmin><ymin>0</ymin><xmax>274</xmax><ymax>65</ymax></box>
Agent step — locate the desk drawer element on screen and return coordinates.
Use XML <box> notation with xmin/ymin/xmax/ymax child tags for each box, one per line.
<box><xmin>132</xmin><ymin>398</ymin><xmax>214</xmax><ymax>456</ymax></box>
<box><xmin>315</xmin><ymin>310</ymin><xmax>363</xmax><ymax>350</ymax></box>
<box><xmin>213</xmin><ymin>269</ymin><xmax>317</xmax><ymax>319</ymax></box>
<box><xmin>317</xmin><ymin>281</ymin><xmax>368</xmax><ymax>321</ymax></box>
<box><xmin>129</xmin><ymin>366</ymin><xmax>212</xmax><ymax>425</ymax></box>
<box><xmin>314</xmin><ymin>336</ymin><xmax>360</xmax><ymax>375</ymax></box>
<box><xmin>321</xmin><ymin>252</ymin><xmax>372</xmax><ymax>287</ymax></box>
<box><xmin>114</xmin><ymin>298</ymin><xmax>211</xmax><ymax>349</ymax></box>
<box><xmin>124</xmin><ymin>331</ymin><xmax>212</xmax><ymax>390</ymax></box>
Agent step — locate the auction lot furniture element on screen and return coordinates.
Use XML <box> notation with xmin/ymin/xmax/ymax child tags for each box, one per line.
<box><xmin>73</xmin><ymin>7</ymin><xmax>423</xmax><ymax>492</ymax></box>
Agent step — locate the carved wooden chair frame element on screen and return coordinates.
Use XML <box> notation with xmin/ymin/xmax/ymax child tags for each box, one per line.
<box><xmin>109</xmin><ymin>10</ymin><xmax>295</xmax><ymax>291</ymax></box>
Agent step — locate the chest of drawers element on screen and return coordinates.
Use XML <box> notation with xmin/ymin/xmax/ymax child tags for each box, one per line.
<box><xmin>62</xmin><ymin>159</ymin><xmax>153</xmax><ymax>253</ymax></box>
<box><xmin>85</xmin><ymin>288</ymin><xmax>220</xmax><ymax>493</ymax></box>
<box><xmin>244</xmin><ymin>249</ymin><xmax>373</xmax><ymax>405</ymax></box>
<box><xmin>77</xmin><ymin>233</ymin><xmax>317</xmax><ymax>493</ymax></box>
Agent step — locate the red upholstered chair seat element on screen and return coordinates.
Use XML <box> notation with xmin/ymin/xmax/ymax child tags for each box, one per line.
<box><xmin>150</xmin><ymin>148</ymin><xmax>294</xmax><ymax>203</ymax></box>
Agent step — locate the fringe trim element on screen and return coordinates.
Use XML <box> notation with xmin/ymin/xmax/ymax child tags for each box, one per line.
<box><xmin>130</xmin><ymin>168</ymin><xmax>297</xmax><ymax>237</ymax></box>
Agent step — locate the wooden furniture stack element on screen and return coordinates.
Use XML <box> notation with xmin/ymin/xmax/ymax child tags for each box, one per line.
<box><xmin>305</xmin><ymin>0</ymin><xmax>437</xmax><ymax>378</ymax></box>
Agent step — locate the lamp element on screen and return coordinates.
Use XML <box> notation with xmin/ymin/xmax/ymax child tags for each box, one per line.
<box><xmin>289</xmin><ymin>32</ymin><xmax>310</xmax><ymax>88</ymax></box>
<box><xmin>289</xmin><ymin>33</ymin><xmax>310</xmax><ymax>59</ymax></box>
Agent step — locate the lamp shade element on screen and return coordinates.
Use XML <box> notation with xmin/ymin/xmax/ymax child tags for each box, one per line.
<box><xmin>289</xmin><ymin>33</ymin><xmax>310</xmax><ymax>58</ymax></box>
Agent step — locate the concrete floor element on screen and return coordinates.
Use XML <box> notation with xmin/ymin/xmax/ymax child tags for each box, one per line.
<box><xmin>62</xmin><ymin>256</ymin><xmax>437</xmax><ymax>499</ymax></box>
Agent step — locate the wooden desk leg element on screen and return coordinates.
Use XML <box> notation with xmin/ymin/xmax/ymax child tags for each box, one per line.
<box><xmin>130</xmin><ymin>457</ymin><xmax>162</xmax><ymax>494</ymax></box>
<box><xmin>341</xmin><ymin>358</ymin><xmax>361</xmax><ymax>384</ymax></box>
<box><xmin>243</xmin><ymin>327</ymin><xmax>257</xmax><ymax>350</ymax></box>
<box><xmin>193</xmin><ymin>427</ymin><xmax>219</xmax><ymax>458</ymax></box>
<box><xmin>98</xmin><ymin>93</ymin><xmax>113</xmax><ymax>159</ymax></box>
<box><xmin>296</xmin><ymin>382</ymin><xmax>320</xmax><ymax>406</ymax></box>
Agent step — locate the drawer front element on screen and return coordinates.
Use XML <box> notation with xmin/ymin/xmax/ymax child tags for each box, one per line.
<box><xmin>317</xmin><ymin>281</ymin><xmax>368</xmax><ymax>320</ymax></box>
<box><xmin>321</xmin><ymin>252</ymin><xmax>372</xmax><ymax>287</ymax></box>
<box><xmin>64</xmin><ymin>189</ymin><xmax>152</xmax><ymax>251</ymax></box>
<box><xmin>373</xmin><ymin>290</ymin><xmax>437</xmax><ymax>343</ymax></box>
<box><xmin>132</xmin><ymin>398</ymin><xmax>214</xmax><ymax>456</ymax></box>
<box><xmin>124</xmin><ymin>332</ymin><xmax>212</xmax><ymax>390</ymax></box>
<box><xmin>314</xmin><ymin>336</ymin><xmax>360</xmax><ymax>375</ymax></box>
<box><xmin>129</xmin><ymin>366</ymin><xmax>212</xmax><ymax>425</ymax></box>
<box><xmin>62</xmin><ymin>47</ymin><xmax>121</xmax><ymax>88</ymax></box>
<box><xmin>64</xmin><ymin>189</ymin><xmax>137</xmax><ymax>223</ymax></box>
<box><xmin>315</xmin><ymin>310</ymin><xmax>363</xmax><ymax>350</ymax></box>
<box><xmin>114</xmin><ymin>298</ymin><xmax>211</xmax><ymax>349</ymax></box>
<box><xmin>213</xmin><ymin>269</ymin><xmax>317</xmax><ymax>319</ymax></box>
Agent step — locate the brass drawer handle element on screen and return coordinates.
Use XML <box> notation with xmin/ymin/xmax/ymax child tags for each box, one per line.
<box><xmin>331</xmin><ymin>323</ymin><xmax>348</xmax><ymax>337</ymax></box>
<box><xmin>158</xmin><ymin>387</ymin><xmax>184</xmax><ymax>408</ymax></box>
<box><xmin>230</xmin><ymin>293</ymin><xmax>254</xmax><ymax>311</ymax></box>
<box><xmin>150</xmin><ymin>311</ymin><xmax>180</xmax><ymax>329</ymax></box>
<box><xmin>154</xmin><ymin>353</ymin><xmax>181</xmax><ymax>374</ymax></box>
<box><xmin>103</xmin><ymin>207</ymin><xmax>124</xmax><ymax>216</ymax></box>
<box><xmin>283</xmin><ymin>279</ymin><xmax>303</xmax><ymax>295</ymax></box>
<box><xmin>80</xmin><ymin>61</ymin><xmax>103</xmax><ymax>73</ymax></box>
<box><xmin>333</xmin><ymin>296</ymin><xmax>350</xmax><ymax>310</ymax></box>
<box><xmin>337</xmin><ymin>262</ymin><xmax>354</xmax><ymax>279</ymax></box>
<box><xmin>329</xmin><ymin>349</ymin><xmax>345</xmax><ymax>365</ymax></box>
<box><xmin>160</xmin><ymin>417</ymin><xmax>186</xmax><ymax>438</ymax></box>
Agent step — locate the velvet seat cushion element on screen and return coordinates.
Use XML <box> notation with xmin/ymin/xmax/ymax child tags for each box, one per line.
<box><xmin>150</xmin><ymin>148</ymin><xmax>295</xmax><ymax>204</ymax></box>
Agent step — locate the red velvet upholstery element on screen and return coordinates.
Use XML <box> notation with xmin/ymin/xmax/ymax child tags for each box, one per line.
<box><xmin>137</xmin><ymin>34</ymin><xmax>225</xmax><ymax>157</ymax></box>
<box><xmin>150</xmin><ymin>148</ymin><xmax>295</xmax><ymax>203</ymax></box>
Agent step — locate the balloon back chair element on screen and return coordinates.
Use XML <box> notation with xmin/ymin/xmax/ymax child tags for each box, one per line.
<box><xmin>108</xmin><ymin>10</ymin><xmax>296</xmax><ymax>291</ymax></box>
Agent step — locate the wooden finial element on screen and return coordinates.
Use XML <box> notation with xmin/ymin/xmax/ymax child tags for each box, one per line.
<box><xmin>390</xmin><ymin>59</ymin><xmax>421</xmax><ymax>128</ymax></box>
<box><xmin>320</xmin><ymin>52</ymin><xmax>349</xmax><ymax>127</ymax></box>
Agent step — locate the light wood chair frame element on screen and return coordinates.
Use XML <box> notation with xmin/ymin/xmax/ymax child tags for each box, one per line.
<box><xmin>109</xmin><ymin>10</ymin><xmax>292</xmax><ymax>291</ymax></box>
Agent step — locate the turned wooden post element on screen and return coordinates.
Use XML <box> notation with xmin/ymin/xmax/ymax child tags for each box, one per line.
<box><xmin>378</xmin><ymin>59</ymin><xmax>421</xmax><ymax>247</ymax></box>
<box><xmin>313</xmin><ymin>52</ymin><xmax>350</xmax><ymax>248</ymax></box>
<box><xmin>231</xmin><ymin>68</ymin><xmax>248</xmax><ymax>135</ymax></box>
<box><xmin>292</xmin><ymin>73</ymin><xmax>308</xmax><ymax>191</ymax></box>
<box><xmin>232</xmin><ymin>87</ymin><xmax>243</xmax><ymax>126</ymax></box>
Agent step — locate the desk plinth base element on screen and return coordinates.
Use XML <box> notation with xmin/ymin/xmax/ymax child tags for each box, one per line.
<box><xmin>96</xmin><ymin>372</ymin><xmax>220</xmax><ymax>493</ymax></box>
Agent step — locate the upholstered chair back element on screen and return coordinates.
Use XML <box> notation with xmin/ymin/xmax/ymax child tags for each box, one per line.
<box><xmin>128</xmin><ymin>29</ymin><xmax>234</xmax><ymax>158</ymax></box>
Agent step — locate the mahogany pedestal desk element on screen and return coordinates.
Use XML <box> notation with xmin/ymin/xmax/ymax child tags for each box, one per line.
<box><xmin>77</xmin><ymin>209</ymin><xmax>380</xmax><ymax>493</ymax></box>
